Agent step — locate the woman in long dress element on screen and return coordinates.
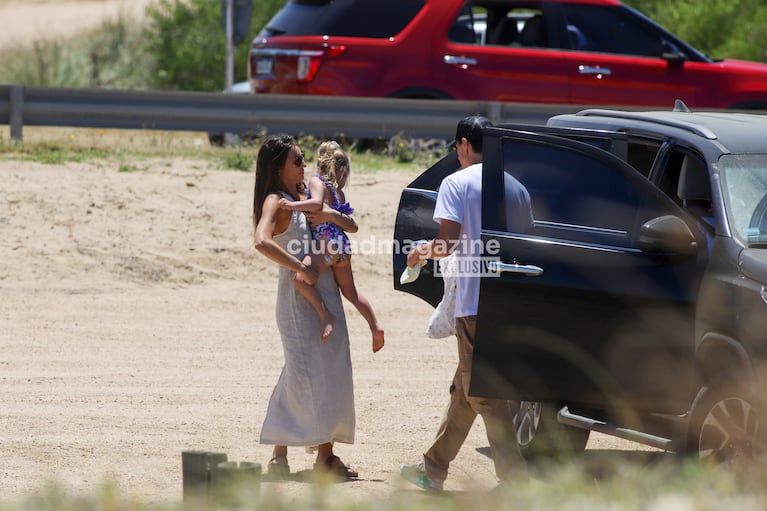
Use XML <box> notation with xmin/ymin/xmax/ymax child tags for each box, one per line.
<box><xmin>252</xmin><ymin>134</ymin><xmax>359</xmax><ymax>478</ymax></box>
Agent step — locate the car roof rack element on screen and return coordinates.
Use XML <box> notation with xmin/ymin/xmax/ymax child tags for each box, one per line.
<box><xmin>573</xmin><ymin>107</ymin><xmax>718</xmax><ymax>140</ymax></box>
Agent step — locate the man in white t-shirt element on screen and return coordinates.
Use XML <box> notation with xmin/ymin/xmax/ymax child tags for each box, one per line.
<box><xmin>400</xmin><ymin>116</ymin><xmax>532</xmax><ymax>491</ymax></box>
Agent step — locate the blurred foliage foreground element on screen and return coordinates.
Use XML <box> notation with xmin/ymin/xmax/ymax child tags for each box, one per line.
<box><xmin>0</xmin><ymin>0</ymin><xmax>765</xmax><ymax>92</ymax></box>
<box><xmin>5</xmin><ymin>457</ymin><xmax>767</xmax><ymax>511</ymax></box>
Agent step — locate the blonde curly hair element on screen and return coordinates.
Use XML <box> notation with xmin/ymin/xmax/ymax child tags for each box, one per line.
<box><xmin>316</xmin><ymin>140</ymin><xmax>341</xmax><ymax>174</ymax></box>
<box><xmin>326</xmin><ymin>149</ymin><xmax>350</xmax><ymax>189</ymax></box>
<box><xmin>316</xmin><ymin>141</ymin><xmax>349</xmax><ymax>189</ymax></box>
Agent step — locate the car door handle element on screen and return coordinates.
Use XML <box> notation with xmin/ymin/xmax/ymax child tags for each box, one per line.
<box><xmin>578</xmin><ymin>65</ymin><xmax>612</xmax><ymax>76</ymax></box>
<box><xmin>444</xmin><ymin>55</ymin><xmax>477</xmax><ymax>66</ymax></box>
<box><xmin>487</xmin><ymin>261</ymin><xmax>544</xmax><ymax>276</ymax></box>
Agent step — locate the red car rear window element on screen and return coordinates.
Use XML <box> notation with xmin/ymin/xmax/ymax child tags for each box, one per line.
<box><xmin>260</xmin><ymin>0</ymin><xmax>426</xmax><ymax>38</ymax></box>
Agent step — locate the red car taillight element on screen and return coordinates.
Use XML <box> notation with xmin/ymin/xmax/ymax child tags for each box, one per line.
<box><xmin>296</xmin><ymin>45</ymin><xmax>347</xmax><ymax>83</ymax></box>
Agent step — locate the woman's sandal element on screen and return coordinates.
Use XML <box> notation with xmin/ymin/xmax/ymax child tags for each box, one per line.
<box><xmin>267</xmin><ymin>456</ymin><xmax>290</xmax><ymax>478</ymax></box>
<box><xmin>313</xmin><ymin>454</ymin><xmax>359</xmax><ymax>479</ymax></box>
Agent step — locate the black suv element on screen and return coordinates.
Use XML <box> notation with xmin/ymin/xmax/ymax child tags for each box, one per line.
<box><xmin>393</xmin><ymin>104</ymin><xmax>767</xmax><ymax>464</ymax></box>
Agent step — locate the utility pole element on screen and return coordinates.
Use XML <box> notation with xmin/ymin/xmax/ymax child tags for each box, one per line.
<box><xmin>221</xmin><ymin>0</ymin><xmax>252</xmax><ymax>92</ymax></box>
<box><xmin>225</xmin><ymin>0</ymin><xmax>234</xmax><ymax>94</ymax></box>
<box><xmin>220</xmin><ymin>0</ymin><xmax>252</xmax><ymax>145</ymax></box>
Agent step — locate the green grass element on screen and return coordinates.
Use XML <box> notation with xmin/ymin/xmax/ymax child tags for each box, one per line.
<box><xmin>0</xmin><ymin>14</ymin><xmax>150</xmax><ymax>89</ymax></box>
<box><xmin>220</xmin><ymin>149</ymin><xmax>255</xmax><ymax>172</ymax></box>
<box><xmin>0</xmin><ymin>127</ymin><xmax>434</xmax><ymax>174</ymax></box>
<box><xmin>0</xmin><ymin>140</ymin><xmax>110</xmax><ymax>164</ymax></box>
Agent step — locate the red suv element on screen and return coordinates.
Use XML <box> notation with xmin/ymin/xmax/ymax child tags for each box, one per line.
<box><xmin>249</xmin><ymin>0</ymin><xmax>767</xmax><ymax>109</ymax></box>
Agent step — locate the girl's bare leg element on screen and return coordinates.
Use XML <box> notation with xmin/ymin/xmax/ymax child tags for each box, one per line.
<box><xmin>332</xmin><ymin>257</ymin><xmax>385</xmax><ymax>353</ymax></box>
<box><xmin>294</xmin><ymin>254</ymin><xmax>335</xmax><ymax>342</ymax></box>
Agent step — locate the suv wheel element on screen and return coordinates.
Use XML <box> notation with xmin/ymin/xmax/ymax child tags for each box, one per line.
<box><xmin>687</xmin><ymin>381</ymin><xmax>765</xmax><ymax>466</ymax></box>
<box><xmin>513</xmin><ymin>401</ymin><xmax>590</xmax><ymax>461</ymax></box>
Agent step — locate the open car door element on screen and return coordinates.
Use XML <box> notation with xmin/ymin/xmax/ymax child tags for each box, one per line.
<box><xmin>392</xmin><ymin>125</ymin><xmax>632</xmax><ymax>307</ymax></box>
<box><xmin>470</xmin><ymin>128</ymin><xmax>707</xmax><ymax>415</ymax></box>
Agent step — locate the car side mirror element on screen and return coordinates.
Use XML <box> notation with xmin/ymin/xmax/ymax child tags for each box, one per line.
<box><xmin>661</xmin><ymin>41</ymin><xmax>686</xmax><ymax>64</ymax></box>
<box><xmin>639</xmin><ymin>215</ymin><xmax>698</xmax><ymax>256</ymax></box>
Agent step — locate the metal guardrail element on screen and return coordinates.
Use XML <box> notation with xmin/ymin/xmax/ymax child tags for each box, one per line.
<box><xmin>1</xmin><ymin>84</ymin><xmax>590</xmax><ymax>142</ymax></box>
<box><xmin>6</xmin><ymin>85</ymin><xmax>762</xmax><ymax>143</ymax></box>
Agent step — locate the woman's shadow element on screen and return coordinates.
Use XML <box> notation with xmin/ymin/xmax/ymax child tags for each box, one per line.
<box><xmin>262</xmin><ymin>469</ymin><xmax>385</xmax><ymax>484</ymax></box>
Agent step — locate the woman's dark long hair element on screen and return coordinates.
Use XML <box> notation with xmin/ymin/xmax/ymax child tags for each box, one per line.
<box><xmin>253</xmin><ymin>134</ymin><xmax>300</xmax><ymax>229</ymax></box>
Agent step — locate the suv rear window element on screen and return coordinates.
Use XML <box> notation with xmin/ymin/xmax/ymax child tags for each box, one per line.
<box><xmin>260</xmin><ymin>0</ymin><xmax>426</xmax><ymax>38</ymax></box>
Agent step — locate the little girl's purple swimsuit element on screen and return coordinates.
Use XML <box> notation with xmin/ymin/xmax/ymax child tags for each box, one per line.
<box><xmin>306</xmin><ymin>175</ymin><xmax>354</xmax><ymax>262</ymax></box>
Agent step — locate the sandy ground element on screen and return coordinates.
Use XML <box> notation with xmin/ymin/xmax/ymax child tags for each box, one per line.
<box><xmin>0</xmin><ymin>0</ymin><xmax>154</xmax><ymax>51</ymax></box>
<box><xmin>0</xmin><ymin>0</ymin><xmax>657</xmax><ymax>505</ymax></box>
<box><xmin>0</xmin><ymin>0</ymin><xmax>509</xmax><ymax>502</ymax></box>
<box><xmin>0</xmin><ymin>155</ymin><xmax>664</xmax><ymax>504</ymax></box>
<box><xmin>0</xmin><ymin>157</ymin><xmax>494</xmax><ymax>502</ymax></box>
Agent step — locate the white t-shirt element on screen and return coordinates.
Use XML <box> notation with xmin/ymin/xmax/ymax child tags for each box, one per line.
<box><xmin>433</xmin><ymin>163</ymin><xmax>484</xmax><ymax>317</ymax></box>
<box><xmin>433</xmin><ymin>163</ymin><xmax>534</xmax><ymax>318</ymax></box>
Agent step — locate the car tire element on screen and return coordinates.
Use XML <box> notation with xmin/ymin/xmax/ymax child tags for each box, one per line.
<box><xmin>686</xmin><ymin>381</ymin><xmax>764</xmax><ymax>466</ymax></box>
<box><xmin>513</xmin><ymin>401</ymin><xmax>590</xmax><ymax>461</ymax></box>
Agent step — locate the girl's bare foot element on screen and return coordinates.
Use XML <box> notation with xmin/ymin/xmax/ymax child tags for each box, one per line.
<box><xmin>320</xmin><ymin>312</ymin><xmax>336</xmax><ymax>343</ymax></box>
<box><xmin>372</xmin><ymin>328</ymin><xmax>385</xmax><ymax>353</ymax></box>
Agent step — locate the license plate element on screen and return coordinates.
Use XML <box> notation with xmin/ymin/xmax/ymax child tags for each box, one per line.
<box><xmin>255</xmin><ymin>57</ymin><xmax>273</xmax><ymax>75</ymax></box>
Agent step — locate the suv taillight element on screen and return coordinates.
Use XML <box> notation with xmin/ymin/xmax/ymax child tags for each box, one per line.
<box><xmin>297</xmin><ymin>45</ymin><xmax>347</xmax><ymax>83</ymax></box>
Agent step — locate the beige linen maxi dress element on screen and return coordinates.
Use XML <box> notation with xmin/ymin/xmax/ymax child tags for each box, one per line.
<box><xmin>259</xmin><ymin>203</ymin><xmax>355</xmax><ymax>446</ymax></box>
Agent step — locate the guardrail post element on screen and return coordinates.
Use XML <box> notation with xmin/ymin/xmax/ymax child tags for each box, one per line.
<box><xmin>488</xmin><ymin>101</ymin><xmax>502</xmax><ymax>125</ymax></box>
<box><xmin>9</xmin><ymin>85</ymin><xmax>24</xmax><ymax>142</ymax></box>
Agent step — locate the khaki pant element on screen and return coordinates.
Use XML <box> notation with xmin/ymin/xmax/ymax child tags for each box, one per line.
<box><xmin>423</xmin><ymin>316</ymin><xmax>526</xmax><ymax>482</ymax></box>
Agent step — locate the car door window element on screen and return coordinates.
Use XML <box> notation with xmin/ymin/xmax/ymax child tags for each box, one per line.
<box><xmin>626</xmin><ymin>138</ymin><xmax>662</xmax><ymax>178</ymax></box>
<box><xmin>449</xmin><ymin>1</ymin><xmax>546</xmax><ymax>48</ymax></box>
<box><xmin>655</xmin><ymin>150</ymin><xmax>687</xmax><ymax>207</ymax></box>
<box><xmin>448</xmin><ymin>2</ymin><xmax>480</xmax><ymax>44</ymax></box>
<box><xmin>264</xmin><ymin>0</ymin><xmax>425</xmax><ymax>38</ymax></box>
<box><xmin>561</xmin><ymin>4</ymin><xmax>664</xmax><ymax>56</ymax></box>
<box><xmin>499</xmin><ymin>138</ymin><xmax>653</xmax><ymax>246</ymax></box>
<box><xmin>653</xmin><ymin>149</ymin><xmax>715</xmax><ymax>240</ymax></box>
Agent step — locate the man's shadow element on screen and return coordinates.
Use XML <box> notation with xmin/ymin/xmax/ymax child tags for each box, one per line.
<box><xmin>394</xmin><ymin>447</ymin><xmax>681</xmax><ymax>499</ymax></box>
<box><xmin>475</xmin><ymin>445</ymin><xmax>680</xmax><ymax>481</ymax></box>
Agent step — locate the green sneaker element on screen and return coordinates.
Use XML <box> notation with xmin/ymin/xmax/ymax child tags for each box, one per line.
<box><xmin>399</xmin><ymin>462</ymin><xmax>443</xmax><ymax>491</ymax></box>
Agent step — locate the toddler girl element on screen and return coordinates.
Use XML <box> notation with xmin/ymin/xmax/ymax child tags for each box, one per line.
<box><xmin>278</xmin><ymin>144</ymin><xmax>385</xmax><ymax>353</ymax></box>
